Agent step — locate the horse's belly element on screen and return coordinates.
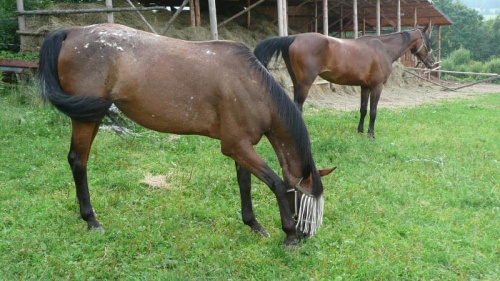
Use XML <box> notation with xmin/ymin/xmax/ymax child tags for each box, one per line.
<box><xmin>115</xmin><ymin>99</ymin><xmax>220</xmax><ymax>139</ymax></box>
<box><xmin>319</xmin><ymin>71</ymin><xmax>368</xmax><ymax>86</ymax></box>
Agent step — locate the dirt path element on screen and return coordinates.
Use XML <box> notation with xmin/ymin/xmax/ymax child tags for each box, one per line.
<box><xmin>307</xmin><ymin>82</ymin><xmax>500</xmax><ymax>111</ymax></box>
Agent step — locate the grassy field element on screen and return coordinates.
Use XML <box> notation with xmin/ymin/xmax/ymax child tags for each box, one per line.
<box><xmin>1</xmin><ymin>83</ymin><xmax>499</xmax><ymax>280</ymax></box>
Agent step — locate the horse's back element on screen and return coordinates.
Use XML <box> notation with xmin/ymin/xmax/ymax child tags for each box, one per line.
<box><xmin>56</xmin><ymin>24</ymin><xmax>272</xmax><ymax>140</ymax></box>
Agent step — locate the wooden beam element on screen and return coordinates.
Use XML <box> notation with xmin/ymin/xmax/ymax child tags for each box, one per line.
<box><xmin>19</xmin><ymin>6</ymin><xmax>168</xmax><ymax>15</ymax></box>
<box><xmin>208</xmin><ymin>0</ymin><xmax>217</xmax><ymax>39</ymax></box>
<box><xmin>218</xmin><ymin>0</ymin><xmax>266</xmax><ymax>27</ymax></box>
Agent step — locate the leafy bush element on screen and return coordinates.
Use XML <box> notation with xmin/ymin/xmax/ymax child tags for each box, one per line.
<box><xmin>0</xmin><ymin>50</ymin><xmax>39</xmax><ymax>60</ymax></box>
<box><xmin>447</xmin><ymin>47</ymin><xmax>471</xmax><ymax>66</ymax></box>
<box><xmin>484</xmin><ymin>57</ymin><xmax>500</xmax><ymax>74</ymax></box>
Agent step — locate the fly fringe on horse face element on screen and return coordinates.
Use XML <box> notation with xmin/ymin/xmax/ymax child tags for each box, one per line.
<box><xmin>295</xmin><ymin>193</ymin><xmax>324</xmax><ymax>237</ymax></box>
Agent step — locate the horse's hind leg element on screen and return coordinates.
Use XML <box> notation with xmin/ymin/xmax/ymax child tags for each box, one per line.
<box><xmin>235</xmin><ymin>163</ymin><xmax>269</xmax><ymax>237</ymax></box>
<box><xmin>285</xmin><ymin>54</ymin><xmax>316</xmax><ymax>112</ymax></box>
<box><xmin>367</xmin><ymin>85</ymin><xmax>383</xmax><ymax>138</ymax></box>
<box><xmin>358</xmin><ymin>86</ymin><xmax>370</xmax><ymax>133</ymax></box>
<box><xmin>68</xmin><ymin>120</ymin><xmax>103</xmax><ymax>231</ymax></box>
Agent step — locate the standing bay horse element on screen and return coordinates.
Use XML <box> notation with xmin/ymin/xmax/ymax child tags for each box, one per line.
<box><xmin>254</xmin><ymin>24</ymin><xmax>435</xmax><ymax>138</ymax></box>
<box><xmin>38</xmin><ymin>23</ymin><xmax>336</xmax><ymax>246</ymax></box>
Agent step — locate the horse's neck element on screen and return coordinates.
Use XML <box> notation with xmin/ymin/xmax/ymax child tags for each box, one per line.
<box><xmin>266</xmin><ymin>118</ymin><xmax>309</xmax><ymax>186</ymax></box>
<box><xmin>376</xmin><ymin>31</ymin><xmax>418</xmax><ymax>62</ymax></box>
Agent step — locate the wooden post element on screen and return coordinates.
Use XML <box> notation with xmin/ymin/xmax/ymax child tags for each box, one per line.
<box><xmin>353</xmin><ymin>0</ymin><xmax>358</xmax><ymax>38</ymax></box>
<box><xmin>362</xmin><ymin>8</ymin><xmax>365</xmax><ymax>35</ymax></box>
<box><xmin>340</xmin><ymin>3</ymin><xmax>343</xmax><ymax>38</ymax></box>
<box><xmin>277</xmin><ymin>0</ymin><xmax>284</xmax><ymax>36</ymax></box>
<box><xmin>376</xmin><ymin>0</ymin><xmax>380</xmax><ymax>35</ymax></box>
<box><xmin>208</xmin><ymin>0</ymin><xmax>218</xmax><ymax>39</ymax></box>
<box><xmin>283</xmin><ymin>0</ymin><xmax>288</xmax><ymax>36</ymax></box>
<box><xmin>16</xmin><ymin>0</ymin><xmax>26</xmax><ymax>52</ymax></box>
<box><xmin>247</xmin><ymin>0</ymin><xmax>251</xmax><ymax>29</ymax></box>
<box><xmin>323</xmin><ymin>0</ymin><xmax>328</xmax><ymax>35</ymax></box>
<box><xmin>189</xmin><ymin>0</ymin><xmax>195</xmax><ymax>26</ymax></box>
<box><xmin>397</xmin><ymin>0</ymin><xmax>401</xmax><ymax>32</ymax></box>
<box><xmin>195</xmin><ymin>0</ymin><xmax>201</xmax><ymax>27</ymax></box>
<box><xmin>414</xmin><ymin>7</ymin><xmax>417</xmax><ymax>26</ymax></box>
<box><xmin>437</xmin><ymin>25</ymin><xmax>441</xmax><ymax>80</ymax></box>
<box><xmin>314</xmin><ymin>0</ymin><xmax>318</xmax><ymax>32</ymax></box>
<box><xmin>105</xmin><ymin>0</ymin><xmax>114</xmax><ymax>23</ymax></box>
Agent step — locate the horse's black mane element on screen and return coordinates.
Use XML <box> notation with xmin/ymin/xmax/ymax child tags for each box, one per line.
<box><xmin>234</xmin><ymin>45</ymin><xmax>323</xmax><ymax>197</ymax></box>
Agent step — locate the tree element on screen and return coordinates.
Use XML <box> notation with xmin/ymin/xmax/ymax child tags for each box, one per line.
<box><xmin>434</xmin><ymin>0</ymin><xmax>493</xmax><ymax>61</ymax></box>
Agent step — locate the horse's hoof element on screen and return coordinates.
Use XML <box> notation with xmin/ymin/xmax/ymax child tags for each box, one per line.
<box><xmin>283</xmin><ymin>237</ymin><xmax>299</xmax><ymax>249</ymax></box>
<box><xmin>251</xmin><ymin>225</ymin><xmax>270</xmax><ymax>238</ymax></box>
<box><xmin>87</xmin><ymin>221</ymin><xmax>105</xmax><ymax>232</ymax></box>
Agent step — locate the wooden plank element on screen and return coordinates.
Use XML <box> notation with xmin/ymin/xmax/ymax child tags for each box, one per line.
<box><xmin>0</xmin><ymin>59</ymin><xmax>38</xmax><ymax>68</ymax></box>
<box><xmin>19</xmin><ymin>6</ymin><xmax>169</xmax><ymax>15</ymax></box>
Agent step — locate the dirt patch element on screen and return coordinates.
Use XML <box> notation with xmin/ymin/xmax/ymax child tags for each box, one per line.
<box><xmin>309</xmin><ymin>81</ymin><xmax>500</xmax><ymax>111</ymax></box>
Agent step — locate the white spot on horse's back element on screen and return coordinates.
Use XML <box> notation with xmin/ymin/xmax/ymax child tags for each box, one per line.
<box><xmin>117</xmin><ymin>46</ymin><xmax>124</xmax><ymax>51</ymax></box>
<box><xmin>84</xmin><ymin>43</ymin><xmax>89</xmax><ymax>48</ymax></box>
<box><xmin>190</xmin><ymin>96</ymin><xmax>193</xmax><ymax>100</ymax></box>
<box><xmin>205</xmin><ymin>49</ymin><xmax>216</xmax><ymax>55</ymax></box>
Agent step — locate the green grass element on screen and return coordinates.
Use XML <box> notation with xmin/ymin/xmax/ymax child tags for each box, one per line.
<box><xmin>1</xmin><ymin>83</ymin><xmax>499</xmax><ymax>280</ymax></box>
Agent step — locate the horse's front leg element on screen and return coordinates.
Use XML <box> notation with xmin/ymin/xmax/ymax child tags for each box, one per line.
<box><xmin>68</xmin><ymin>120</ymin><xmax>103</xmax><ymax>231</ymax></box>
<box><xmin>235</xmin><ymin>163</ymin><xmax>269</xmax><ymax>237</ymax></box>
<box><xmin>358</xmin><ymin>86</ymin><xmax>370</xmax><ymax>134</ymax></box>
<box><xmin>223</xmin><ymin>142</ymin><xmax>296</xmax><ymax>246</ymax></box>
<box><xmin>367</xmin><ymin>85</ymin><xmax>383</xmax><ymax>138</ymax></box>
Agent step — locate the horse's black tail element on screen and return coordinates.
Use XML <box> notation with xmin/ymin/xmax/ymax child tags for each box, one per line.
<box><xmin>39</xmin><ymin>29</ymin><xmax>112</xmax><ymax>123</ymax></box>
<box><xmin>253</xmin><ymin>36</ymin><xmax>296</xmax><ymax>68</ymax></box>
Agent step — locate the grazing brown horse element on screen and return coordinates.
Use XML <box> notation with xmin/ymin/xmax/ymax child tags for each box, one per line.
<box><xmin>38</xmin><ymin>23</ymin><xmax>336</xmax><ymax>245</ymax></box>
<box><xmin>254</xmin><ymin>24</ymin><xmax>435</xmax><ymax>138</ymax></box>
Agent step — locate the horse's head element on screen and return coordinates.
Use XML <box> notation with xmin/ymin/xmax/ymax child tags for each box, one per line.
<box><xmin>412</xmin><ymin>23</ymin><xmax>435</xmax><ymax>69</ymax></box>
<box><xmin>286</xmin><ymin>165</ymin><xmax>337</xmax><ymax>237</ymax></box>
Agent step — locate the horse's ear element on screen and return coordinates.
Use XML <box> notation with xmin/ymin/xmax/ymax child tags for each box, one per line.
<box><xmin>318</xmin><ymin>166</ymin><xmax>337</xmax><ymax>177</ymax></box>
<box><xmin>423</xmin><ymin>22</ymin><xmax>431</xmax><ymax>33</ymax></box>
